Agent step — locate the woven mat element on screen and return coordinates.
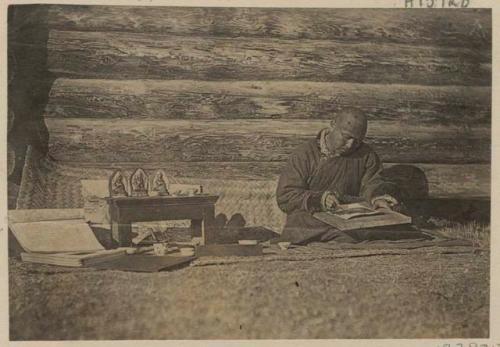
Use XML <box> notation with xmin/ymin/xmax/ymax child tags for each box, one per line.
<box><xmin>16</xmin><ymin>147</ymin><xmax>286</xmax><ymax>231</ymax></box>
<box><xmin>191</xmin><ymin>238</ymin><xmax>477</xmax><ymax>267</ymax></box>
<box><xmin>14</xmin><ymin>147</ymin><xmax>484</xmax><ymax>272</ymax></box>
<box><xmin>9</xmin><ymin>235</ymin><xmax>479</xmax><ymax>274</ymax></box>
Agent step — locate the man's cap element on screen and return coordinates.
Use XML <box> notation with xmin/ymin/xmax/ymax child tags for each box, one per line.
<box><xmin>334</xmin><ymin>108</ymin><xmax>368</xmax><ymax>140</ymax></box>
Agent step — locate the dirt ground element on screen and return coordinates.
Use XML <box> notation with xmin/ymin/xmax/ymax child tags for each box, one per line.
<box><xmin>9</xmin><ymin>249</ymin><xmax>489</xmax><ymax>340</ymax></box>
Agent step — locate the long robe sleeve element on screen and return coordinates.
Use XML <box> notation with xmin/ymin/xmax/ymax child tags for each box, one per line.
<box><xmin>276</xmin><ymin>148</ymin><xmax>324</xmax><ymax>214</ymax></box>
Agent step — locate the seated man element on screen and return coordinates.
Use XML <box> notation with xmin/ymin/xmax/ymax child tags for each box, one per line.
<box><xmin>276</xmin><ymin>108</ymin><xmax>401</xmax><ymax>244</ymax></box>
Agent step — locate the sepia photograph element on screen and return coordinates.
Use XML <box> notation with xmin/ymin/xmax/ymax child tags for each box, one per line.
<box><xmin>4</xmin><ymin>0</ymin><xmax>494</xmax><ymax>342</ymax></box>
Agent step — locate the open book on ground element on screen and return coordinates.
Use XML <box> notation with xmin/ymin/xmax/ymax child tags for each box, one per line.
<box><xmin>314</xmin><ymin>202</ymin><xmax>412</xmax><ymax>231</ymax></box>
<box><xmin>9</xmin><ymin>220</ymin><xmax>105</xmax><ymax>253</ymax></box>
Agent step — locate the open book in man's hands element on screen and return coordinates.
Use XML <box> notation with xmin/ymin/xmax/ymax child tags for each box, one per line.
<box><xmin>331</xmin><ymin>203</ymin><xmax>385</xmax><ymax>220</ymax></box>
<box><xmin>313</xmin><ymin>202</ymin><xmax>411</xmax><ymax>231</ymax></box>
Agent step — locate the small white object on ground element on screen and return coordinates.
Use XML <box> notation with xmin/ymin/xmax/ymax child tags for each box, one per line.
<box><xmin>153</xmin><ymin>243</ymin><xmax>168</xmax><ymax>256</ymax></box>
<box><xmin>278</xmin><ymin>242</ymin><xmax>291</xmax><ymax>250</ymax></box>
<box><xmin>180</xmin><ymin>248</ymin><xmax>195</xmax><ymax>256</ymax></box>
<box><xmin>238</xmin><ymin>240</ymin><xmax>258</xmax><ymax>245</ymax></box>
<box><xmin>119</xmin><ymin>247</ymin><xmax>137</xmax><ymax>255</ymax></box>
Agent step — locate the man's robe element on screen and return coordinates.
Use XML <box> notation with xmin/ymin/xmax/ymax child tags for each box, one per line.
<box><xmin>276</xmin><ymin>132</ymin><xmax>400</xmax><ymax>244</ymax></box>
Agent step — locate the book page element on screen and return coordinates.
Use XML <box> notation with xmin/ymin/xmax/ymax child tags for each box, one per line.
<box><xmin>332</xmin><ymin>207</ymin><xmax>384</xmax><ymax>220</ymax></box>
<box><xmin>330</xmin><ymin>203</ymin><xmax>384</xmax><ymax>220</ymax></box>
<box><xmin>9</xmin><ymin>220</ymin><xmax>105</xmax><ymax>253</ymax></box>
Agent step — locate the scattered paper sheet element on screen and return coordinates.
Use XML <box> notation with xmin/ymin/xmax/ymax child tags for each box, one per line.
<box><xmin>82</xmin><ymin>180</ymin><xmax>110</xmax><ymax>224</ymax></box>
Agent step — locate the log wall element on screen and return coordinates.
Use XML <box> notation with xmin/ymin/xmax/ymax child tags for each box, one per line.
<box><xmin>47</xmin><ymin>30</ymin><xmax>490</xmax><ymax>85</ymax></box>
<box><xmin>16</xmin><ymin>6</ymin><xmax>493</xmax><ymax>198</ymax></box>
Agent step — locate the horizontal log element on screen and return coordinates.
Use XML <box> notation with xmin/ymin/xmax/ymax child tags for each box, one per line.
<box><xmin>45</xmin><ymin>79</ymin><xmax>491</xmax><ymax>125</ymax></box>
<box><xmin>57</xmin><ymin>161</ymin><xmax>491</xmax><ymax>198</ymax></box>
<box><xmin>47</xmin><ymin>6</ymin><xmax>491</xmax><ymax>49</ymax></box>
<box><xmin>46</xmin><ymin>119</ymin><xmax>490</xmax><ymax>164</ymax></box>
<box><xmin>407</xmin><ymin>163</ymin><xmax>490</xmax><ymax>199</ymax></box>
<box><xmin>47</xmin><ymin>30</ymin><xmax>490</xmax><ymax>85</ymax></box>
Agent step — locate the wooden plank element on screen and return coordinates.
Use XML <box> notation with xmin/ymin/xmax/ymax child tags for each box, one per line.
<box><xmin>62</xmin><ymin>161</ymin><xmax>286</xmax><ymax>180</ymax></box>
<box><xmin>102</xmin><ymin>162</ymin><xmax>492</xmax><ymax>198</ymax></box>
<box><xmin>47</xmin><ymin>30</ymin><xmax>490</xmax><ymax>85</ymax></box>
<box><xmin>45</xmin><ymin>118</ymin><xmax>490</xmax><ymax>164</ymax></box>
<box><xmin>47</xmin><ymin>6</ymin><xmax>491</xmax><ymax>49</ymax></box>
<box><xmin>45</xmin><ymin>79</ymin><xmax>491</xmax><ymax>125</ymax></box>
<box><xmin>59</xmin><ymin>161</ymin><xmax>490</xmax><ymax>198</ymax></box>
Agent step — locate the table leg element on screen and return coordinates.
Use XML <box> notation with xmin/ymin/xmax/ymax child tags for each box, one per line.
<box><xmin>191</xmin><ymin>219</ymin><xmax>202</xmax><ymax>238</ymax></box>
<box><xmin>111</xmin><ymin>221</ymin><xmax>132</xmax><ymax>247</ymax></box>
<box><xmin>202</xmin><ymin>205</ymin><xmax>216</xmax><ymax>245</ymax></box>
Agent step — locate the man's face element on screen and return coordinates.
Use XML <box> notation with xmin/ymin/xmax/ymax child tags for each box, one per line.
<box><xmin>328</xmin><ymin>126</ymin><xmax>361</xmax><ymax>156</ymax></box>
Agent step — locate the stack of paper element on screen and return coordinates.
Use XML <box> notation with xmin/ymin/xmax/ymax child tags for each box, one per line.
<box><xmin>21</xmin><ymin>249</ymin><xmax>126</xmax><ymax>267</ymax></box>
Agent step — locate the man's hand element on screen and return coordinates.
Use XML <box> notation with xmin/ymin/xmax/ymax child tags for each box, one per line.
<box><xmin>371</xmin><ymin>194</ymin><xmax>399</xmax><ymax>210</ymax></box>
<box><xmin>321</xmin><ymin>191</ymin><xmax>340</xmax><ymax>211</ymax></box>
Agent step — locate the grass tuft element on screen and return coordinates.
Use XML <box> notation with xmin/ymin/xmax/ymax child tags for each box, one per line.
<box><xmin>427</xmin><ymin>218</ymin><xmax>490</xmax><ymax>249</ymax></box>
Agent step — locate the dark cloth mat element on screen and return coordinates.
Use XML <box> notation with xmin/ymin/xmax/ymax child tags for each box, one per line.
<box><xmin>306</xmin><ymin>238</ymin><xmax>473</xmax><ymax>250</ymax></box>
<box><xmin>271</xmin><ymin>224</ymin><xmax>435</xmax><ymax>245</ymax></box>
<box><xmin>90</xmin><ymin>255</ymin><xmax>196</xmax><ymax>272</ymax></box>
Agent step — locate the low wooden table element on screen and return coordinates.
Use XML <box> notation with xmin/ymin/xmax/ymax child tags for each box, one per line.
<box><xmin>106</xmin><ymin>195</ymin><xmax>219</xmax><ymax>246</ymax></box>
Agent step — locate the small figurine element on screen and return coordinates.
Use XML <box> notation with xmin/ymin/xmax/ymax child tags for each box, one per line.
<box><xmin>109</xmin><ymin>170</ymin><xmax>128</xmax><ymax>197</ymax></box>
<box><xmin>130</xmin><ymin>168</ymin><xmax>149</xmax><ymax>197</ymax></box>
<box><xmin>150</xmin><ymin>170</ymin><xmax>170</xmax><ymax>196</ymax></box>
